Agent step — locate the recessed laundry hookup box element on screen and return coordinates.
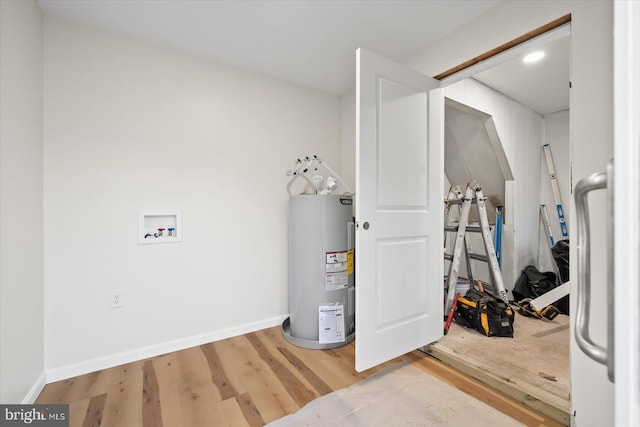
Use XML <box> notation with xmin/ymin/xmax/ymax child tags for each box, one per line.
<box><xmin>138</xmin><ymin>210</ymin><xmax>181</xmax><ymax>244</ymax></box>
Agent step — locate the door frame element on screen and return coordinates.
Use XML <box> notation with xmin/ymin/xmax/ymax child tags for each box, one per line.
<box><xmin>613</xmin><ymin>0</ymin><xmax>640</xmax><ymax>424</ymax></box>
<box><xmin>428</xmin><ymin>9</ymin><xmax>633</xmax><ymax>426</ymax></box>
<box><xmin>422</xmin><ymin>17</ymin><xmax>573</xmax><ymax>422</ymax></box>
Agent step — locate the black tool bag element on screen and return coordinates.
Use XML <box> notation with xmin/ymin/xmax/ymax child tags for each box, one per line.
<box><xmin>455</xmin><ymin>288</ymin><xmax>515</xmax><ymax>337</ymax></box>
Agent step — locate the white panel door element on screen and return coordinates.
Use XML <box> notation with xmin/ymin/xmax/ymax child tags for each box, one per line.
<box><xmin>355</xmin><ymin>48</ymin><xmax>443</xmax><ymax>372</ymax></box>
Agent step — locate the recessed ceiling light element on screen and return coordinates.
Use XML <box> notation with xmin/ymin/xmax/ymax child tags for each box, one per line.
<box><xmin>523</xmin><ymin>51</ymin><xmax>545</xmax><ymax>63</ymax></box>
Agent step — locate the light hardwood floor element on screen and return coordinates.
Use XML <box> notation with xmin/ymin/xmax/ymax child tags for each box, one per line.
<box><xmin>36</xmin><ymin>325</ymin><xmax>564</xmax><ymax>426</ymax></box>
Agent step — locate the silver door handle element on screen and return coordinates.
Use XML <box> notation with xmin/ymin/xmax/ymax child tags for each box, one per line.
<box><xmin>606</xmin><ymin>160</ymin><xmax>614</xmax><ymax>382</ymax></box>
<box><xmin>574</xmin><ymin>161</ymin><xmax>614</xmax><ymax>382</ymax></box>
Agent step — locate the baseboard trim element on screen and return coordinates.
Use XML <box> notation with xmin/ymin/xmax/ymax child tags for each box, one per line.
<box><xmin>45</xmin><ymin>314</ymin><xmax>287</xmax><ymax>383</ymax></box>
<box><xmin>22</xmin><ymin>371</ymin><xmax>47</xmax><ymax>404</ymax></box>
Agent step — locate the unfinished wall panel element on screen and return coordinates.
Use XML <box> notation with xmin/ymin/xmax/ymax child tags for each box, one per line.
<box><xmin>443</xmin><ymin>78</ymin><xmax>543</xmax><ymax>292</ymax></box>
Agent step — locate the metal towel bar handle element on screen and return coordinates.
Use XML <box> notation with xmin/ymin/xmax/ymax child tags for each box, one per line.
<box><xmin>574</xmin><ymin>161</ymin><xmax>614</xmax><ymax>382</ymax></box>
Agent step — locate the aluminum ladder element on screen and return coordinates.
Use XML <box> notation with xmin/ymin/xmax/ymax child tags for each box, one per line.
<box><xmin>443</xmin><ymin>181</ymin><xmax>509</xmax><ymax>314</ymax></box>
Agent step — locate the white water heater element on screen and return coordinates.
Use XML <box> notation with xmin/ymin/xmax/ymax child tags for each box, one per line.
<box><xmin>282</xmin><ymin>194</ymin><xmax>355</xmax><ymax>349</ymax></box>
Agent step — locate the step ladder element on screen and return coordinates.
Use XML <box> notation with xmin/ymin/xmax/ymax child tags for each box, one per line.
<box><xmin>443</xmin><ymin>181</ymin><xmax>509</xmax><ymax>314</ymax></box>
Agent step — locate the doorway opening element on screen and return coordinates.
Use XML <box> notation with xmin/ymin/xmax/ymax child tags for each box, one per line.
<box><xmin>428</xmin><ymin>21</ymin><xmax>571</xmax><ymax>425</ymax></box>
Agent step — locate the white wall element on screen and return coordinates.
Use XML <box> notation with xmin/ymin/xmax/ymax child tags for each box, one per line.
<box><xmin>405</xmin><ymin>2</ymin><xmax>613</xmax><ymax>425</ymax></box>
<box><xmin>538</xmin><ymin>109</ymin><xmax>570</xmax><ymax>272</ymax></box>
<box><xmin>43</xmin><ymin>17</ymin><xmax>342</xmax><ymax>376</ymax></box>
<box><xmin>0</xmin><ymin>0</ymin><xmax>45</xmax><ymax>403</ymax></box>
<box><xmin>443</xmin><ymin>78</ymin><xmax>543</xmax><ymax>293</ymax></box>
<box><xmin>340</xmin><ymin>93</ymin><xmax>356</xmax><ymax>192</ymax></box>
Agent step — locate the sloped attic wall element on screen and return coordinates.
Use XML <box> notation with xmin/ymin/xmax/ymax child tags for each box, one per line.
<box><xmin>444</xmin><ymin>97</ymin><xmax>515</xmax><ymax>286</ymax></box>
<box><xmin>445</xmin><ymin>97</ymin><xmax>514</xmax><ymax>224</ymax></box>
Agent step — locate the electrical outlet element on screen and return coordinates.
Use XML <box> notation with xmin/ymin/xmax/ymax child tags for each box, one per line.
<box><xmin>111</xmin><ymin>290</ymin><xmax>123</xmax><ymax>308</ymax></box>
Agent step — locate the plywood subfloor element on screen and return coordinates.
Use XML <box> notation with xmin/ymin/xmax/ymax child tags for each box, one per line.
<box><xmin>426</xmin><ymin>313</ymin><xmax>570</xmax><ymax>425</ymax></box>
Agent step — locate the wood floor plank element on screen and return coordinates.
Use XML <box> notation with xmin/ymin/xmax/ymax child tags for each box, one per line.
<box><xmin>211</xmin><ymin>337</ymin><xmax>272</xmax><ymax>426</ymax></box>
<box><xmin>200</xmin><ymin>341</ymin><xmax>240</xmax><ymax>400</ymax></box>
<box><xmin>249</xmin><ymin>330</ymin><xmax>323</xmax><ymax>394</ymax></box>
<box><xmin>151</xmin><ymin>354</ymin><xmax>186</xmax><ymax>427</ymax></box>
<box><xmin>236</xmin><ymin>392</ymin><xmax>265</xmax><ymax>427</ymax></box>
<box><xmin>245</xmin><ymin>332</ymin><xmax>317</xmax><ymax>407</ymax></box>
<box><xmin>84</xmin><ymin>361</ymin><xmax>141</xmax><ymax>399</ymax></box>
<box><xmin>142</xmin><ymin>360</ymin><xmax>163</xmax><ymax>427</ymax></box>
<box><xmin>256</xmin><ymin>327</ymin><xmax>355</xmax><ymax>390</ymax></box>
<box><xmin>36</xmin><ymin>371</ymin><xmax>102</xmax><ymax>404</ymax></box>
<box><xmin>221</xmin><ymin>335</ymin><xmax>299</xmax><ymax>423</ymax></box>
<box><xmin>67</xmin><ymin>398</ymin><xmax>91</xmax><ymax>427</ymax></box>
<box><xmin>168</xmin><ymin>346</ymin><xmax>226</xmax><ymax>426</ymax></box>
<box><xmin>275</xmin><ymin>346</ymin><xmax>332</xmax><ymax>396</ymax></box>
<box><xmin>99</xmin><ymin>362</ymin><xmax>144</xmax><ymax>427</ymax></box>
<box><xmin>80</xmin><ymin>393</ymin><xmax>107</xmax><ymax>427</ymax></box>
<box><xmin>211</xmin><ymin>337</ymin><xmax>249</xmax><ymax>396</ymax></box>
<box><xmin>219</xmin><ymin>397</ymin><xmax>251</xmax><ymax>427</ymax></box>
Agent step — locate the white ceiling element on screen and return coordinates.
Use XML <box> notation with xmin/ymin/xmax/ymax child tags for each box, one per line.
<box><xmin>37</xmin><ymin>0</ymin><xmax>568</xmax><ymax>114</ymax></box>
<box><xmin>37</xmin><ymin>0</ymin><xmax>501</xmax><ymax>95</ymax></box>
<box><xmin>474</xmin><ymin>34</ymin><xmax>570</xmax><ymax>115</ymax></box>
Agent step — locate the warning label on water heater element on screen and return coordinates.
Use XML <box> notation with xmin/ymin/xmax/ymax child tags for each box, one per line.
<box><xmin>325</xmin><ymin>251</ymin><xmax>348</xmax><ymax>290</ymax></box>
<box><xmin>319</xmin><ymin>304</ymin><xmax>345</xmax><ymax>343</ymax></box>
